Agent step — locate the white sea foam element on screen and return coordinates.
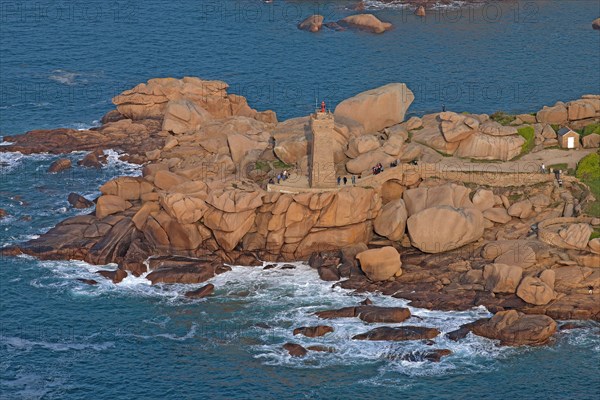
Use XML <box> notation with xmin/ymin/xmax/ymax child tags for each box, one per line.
<box><xmin>48</xmin><ymin>69</ymin><xmax>83</xmax><ymax>86</ymax></box>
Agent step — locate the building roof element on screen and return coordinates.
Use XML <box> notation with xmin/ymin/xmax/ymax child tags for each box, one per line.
<box><xmin>557</xmin><ymin>127</ymin><xmax>578</xmax><ymax>137</ymax></box>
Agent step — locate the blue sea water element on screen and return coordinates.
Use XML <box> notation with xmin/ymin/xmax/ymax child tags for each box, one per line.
<box><xmin>1</xmin><ymin>0</ymin><xmax>600</xmax><ymax>398</ymax></box>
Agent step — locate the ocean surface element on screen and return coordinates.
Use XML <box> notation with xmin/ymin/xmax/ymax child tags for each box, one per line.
<box><xmin>1</xmin><ymin>0</ymin><xmax>600</xmax><ymax>398</ymax></box>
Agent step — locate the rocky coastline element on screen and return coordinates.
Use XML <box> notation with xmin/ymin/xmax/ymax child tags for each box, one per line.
<box><xmin>2</xmin><ymin>76</ymin><xmax>599</xmax><ymax>351</ymax></box>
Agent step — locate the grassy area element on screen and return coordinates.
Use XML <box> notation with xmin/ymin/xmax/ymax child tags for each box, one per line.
<box><xmin>272</xmin><ymin>160</ymin><xmax>293</xmax><ymax>169</ymax></box>
<box><xmin>591</xmin><ymin>228</ymin><xmax>600</xmax><ymax>240</ymax></box>
<box><xmin>517</xmin><ymin>126</ymin><xmax>535</xmax><ymax>154</ymax></box>
<box><xmin>582</xmin><ymin>123</ymin><xmax>600</xmax><ymax>137</ymax></box>
<box><xmin>576</xmin><ymin>152</ymin><xmax>600</xmax><ymax>217</ymax></box>
<box><xmin>254</xmin><ymin>160</ymin><xmax>271</xmax><ymax>172</ymax></box>
<box><xmin>490</xmin><ymin>111</ymin><xmax>516</xmax><ymax>126</ymax></box>
<box><xmin>548</xmin><ymin>163</ymin><xmax>568</xmax><ymax>171</ymax></box>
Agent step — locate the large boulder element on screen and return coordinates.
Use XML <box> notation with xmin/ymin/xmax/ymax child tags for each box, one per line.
<box><xmin>373</xmin><ymin>199</ymin><xmax>407</xmax><ymax>241</ymax></box>
<box><xmin>162</xmin><ymin>99</ymin><xmax>212</xmax><ymax>134</ymax></box>
<box><xmin>439</xmin><ymin>111</ymin><xmax>478</xmax><ymax>142</ymax></box>
<box><xmin>334</xmin><ymin>83</ymin><xmax>414</xmax><ymax>134</ymax></box>
<box><xmin>567</xmin><ymin>99</ymin><xmax>598</xmax><ymax>121</ymax></box>
<box><xmin>559</xmin><ymin>223</ymin><xmax>593</xmax><ymax>250</ymax></box>
<box><xmin>356</xmin><ymin>246</ymin><xmax>402</xmax><ymax>281</ymax></box>
<box><xmin>594</xmin><ymin>18</ymin><xmax>600</xmax><ymax>30</ymax></box>
<box><xmin>338</xmin><ymin>14</ymin><xmax>393</xmax><ymax>34</ymax></box>
<box><xmin>536</xmin><ymin>103</ymin><xmax>568</xmax><ymax>125</ymax></box>
<box><xmin>516</xmin><ymin>274</ymin><xmax>555</xmax><ymax>306</ymax></box>
<box><xmin>407</xmin><ymin>206</ymin><xmax>484</xmax><ymax>253</ymax></box>
<box><xmin>582</xmin><ymin>133</ymin><xmax>600</xmax><ymax>148</ymax></box>
<box><xmin>95</xmin><ymin>195</ymin><xmax>132</xmax><ymax>220</ymax></box>
<box><xmin>298</xmin><ymin>15</ymin><xmax>324</xmax><ymax>32</ymax></box>
<box><xmin>454</xmin><ymin>133</ymin><xmax>525</xmax><ymax>161</ymax></box>
<box><xmin>471</xmin><ymin>310</ymin><xmax>557</xmax><ymax>346</ymax></box>
<box><xmin>483</xmin><ymin>263</ymin><xmax>523</xmax><ymax>294</ymax></box>
<box><xmin>403</xmin><ymin>183</ymin><xmax>472</xmax><ymax>216</ymax></box>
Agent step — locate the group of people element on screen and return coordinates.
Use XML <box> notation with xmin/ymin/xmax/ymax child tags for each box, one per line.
<box><xmin>337</xmin><ymin>175</ymin><xmax>357</xmax><ymax>186</ymax></box>
<box><xmin>372</xmin><ymin>163</ymin><xmax>384</xmax><ymax>175</ymax></box>
<box><xmin>541</xmin><ymin>164</ymin><xmax>563</xmax><ymax>187</ymax></box>
<box><xmin>268</xmin><ymin>170</ymin><xmax>290</xmax><ymax>185</ymax></box>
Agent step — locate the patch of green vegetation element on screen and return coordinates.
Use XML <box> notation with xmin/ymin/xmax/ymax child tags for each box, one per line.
<box><xmin>490</xmin><ymin>111</ymin><xmax>516</xmax><ymax>126</ymax></box>
<box><xmin>517</xmin><ymin>126</ymin><xmax>535</xmax><ymax>154</ymax></box>
<box><xmin>273</xmin><ymin>160</ymin><xmax>293</xmax><ymax>169</ymax></box>
<box><xmin>433</xmin><ymin>149</ymin><xmax>453</xmax><ymax>157</ymax></box>
<box><xmin>582</xmin><ymin>123</ymin><xmax>600</xmax><ymax>137</ymax></box>
<box><xmin>508</xmin><ymin>193</ymin><xmax>522</xmax><ymax>202</ymax></box>
<box><xmin>550</xmin><ymin>124</ymin><xmax>561</xmax><ymax>132</ymax></box>
<box><xmin>576</xmin><ymin>152</ymin><xmax>600</xmax><ymax>217</ymax></box>
<box><xmin>590</xmin><ymin>228</ymin><xmax>600</xmax><ymax>241</ymax></box>
<box><xmin>254</xmin><ymin>160</ymin><xmax>271</xmax><ymax>172</ymax></box>
<box><xmin>548</xmin><ymin>163</ymin><xmax>568</xmax><ymax>171</ymax></box>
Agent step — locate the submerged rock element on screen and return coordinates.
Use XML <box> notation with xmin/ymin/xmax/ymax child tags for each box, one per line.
<box><xmin>353</xmin><ymin>326</ymin><xmax>440</xmax><ymax>341</ymax></box>
<box><xmin>97</xmin><ymin>269</ymin><xmax>128</xmax><ymax>284</ymax></box>
<box><xmin>185</xmin><ymin>283</ymin><xmax>215</xmax><ymax>299</ymax></box>
<box><xmin>400</xmin><ymin>349</ymin><xmax>452</xmax><ymax>363</ymax></box>
<box><xmin>48</xmin><ymin>158</ymin><xmax>72</xmax><ymax>173</ymax></box>
<box><xmin>293</xmin><ymin>325</ymin><xmax>334</xmax><ymax>338</ymax></box>
<box><xmin>68</xmin><ymin>193</ymin><xmax>94</xmax><ymax>209</ymax></box>
<box><xmin>283</xmin><ymin>342</ymin><xmax>308</xmax><ymax>357</ymax></box>
<box><xmin>298</xmin><ymin>15</ymin><xmax>324</xmax><ymax>32</ymax></box>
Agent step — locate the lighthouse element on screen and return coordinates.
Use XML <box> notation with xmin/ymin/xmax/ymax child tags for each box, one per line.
<box><xmin>309</xmin><ymin>102</ymin><xmax>337</xmax><ymax>188</ymax></box>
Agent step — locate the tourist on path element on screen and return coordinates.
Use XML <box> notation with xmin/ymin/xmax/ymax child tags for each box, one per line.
<box><xmin>337</xmin><ymin>176</ymin><xmax>341</xmax><ymax>185</ymax></box>
<box><xmin>343</xmin><ymin>176</ymin><xmax>347</xmax><ymax>185</ymax></box>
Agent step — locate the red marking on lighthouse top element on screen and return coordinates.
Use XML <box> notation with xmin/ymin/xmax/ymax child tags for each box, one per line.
<box><xmin>321</xmin><ymin>101</ymin><xmax>326</xmax><ymax>113</ymax></box>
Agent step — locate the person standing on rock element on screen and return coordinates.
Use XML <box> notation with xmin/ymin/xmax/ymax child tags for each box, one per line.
<box><xmin>352</xmin><ymin>175</ymin><xmax>356</xmax><ymax>185</ymax></box>
<box><xmin>337</xmin><ymin>176</ymin><xmax>341</xmax><ymax>186</ymax></box>
<box><xmin>541</xmin><ymin>163</ymin><xmax>546</xmax><ymax>174</ymax></box>
<box><xmin>343</xmin><ymin>176</ymin><xmax>347</xmax><ymax>185</ymax></box>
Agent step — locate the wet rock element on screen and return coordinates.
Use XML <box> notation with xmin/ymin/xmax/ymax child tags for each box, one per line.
<box><xmin>353</xmin><ymin>326</ymin><xmax>440</xmax><ymax>341</ymax></box>
<box><xmin>471</xmin><ymin>310</ymin><xmax>557</xmax><ymax>346</ymax></box>
<box><xmin>356</xmin><ymin>306</ymin><xmax>411</xmax><ymax>323</ymax></box>
<box><xmin>48</xmin><ymin>158</ymin><xmax>72</xmax><ymax>173</ymax></box>
<box><xmin>77</xmin><ymin>278</ymin><xmax>98</xmax><ymax>285</ymax></box>
<box><xmin>263</xmin><ymin>264</ymin><xmax>276</xmax><ymax>270</ymax></box>
<box><xmin>293</xmin><ymin>325</ymin><xmax>334</xmax><ymax>338</ymax></box>
<box><xmin>281</xmin><ymin>264</ymin><xmax>296</xmax><ymax>270</ymax></box>
<box><xmin>360</xmin><ymin>298</ymin><xmax>373</xmax><ymax>305</ymax></box>
<box><xmin>67</xmin><ymin>193</ymin><xmax>94</xmax><ymax>209</ymax></box>
<box><xmin>400</xmin><ymin>349</ymin><xmax>452</xmax><ymax>363</ymax></box>
<box><xmin>307</xmin><ymin>345</ymin><xmax>336</xmax><ymax>353</ymax></box>
<box><xmin>559</xmin><ymin>322</ymin><xmax>586</xmax><ymax>331</ymax></box>
<box><xmin>185</xmin><ymin>283</ymin><xmax>215</xmax><ymax>299</ymax></box>
<box><xmin>283</xmin><ymin>342</ymin><xmax>307</xmax><ymax>357</ymax></box>
<box><xmin>0</xmin><ymin>209</ymin><xmax>7</xmax><ymax>219</ymax></box>
<box><xmin>79</xmin><ymin>150</ymin><xmax>106</xmax><ymax>168</ymax></box>
<box><xmin>255</xmin><ymin>322</ymin><xmax>271</xmax><ymax>329</ymax></box>
<box><xmin>315</xmin><ymin>306</ymin><xmax>357</xmax><ymax>319</ymax></box>
<box><xmin>96</xmin><ymin>269</ymin><xmax>128</xmax><ymax>284</ymax></box>
<box><xmin>146</xmin><ymin>256</ymin><xmax>228</xmax><ymax>285</ymax></box>
<box><xmin>318</xmin><ymin>265</ymin><xmax>340</xmax><ymax>281</ymax></box>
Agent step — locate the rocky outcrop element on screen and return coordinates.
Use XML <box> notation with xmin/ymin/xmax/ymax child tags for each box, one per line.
<box><xmin>356</xmin><ymin>247</ymin><xmax>402</xmax><ymax>281</ymax></box>
<box><xmin>407</xmin><ymin>206</ymin><xmax>484</xmax><ymax>253</ymax></box>
<box><xmin>594</xmin><ymin>18</ymin><xmax>600</xmax><ymax>30</ymax></box>
<box><xmin>471</xmin><ymin>310</ymin><xmax>557</xmax><ymax>346</ymax></box>
<box><xmin>583</xmin><ymin>133</ymin><xmax>600</xmax><ymax>148</ymax></box>
<box><xmin>373</xmin><ymin>199</ymin><xmax>407</xmax><ymax>241</ymax></box>
<box><xmin>48</xmin><ymin>158</ymin><xmax>72</xmax><ymax>173</ymax></box>
<box><xmin>353</xmin><ymin>326</ymin><xmax>440</xmax><ymax>341</ymax></box>
<box><xmin>185</xmin><ymin>283</ymin><xmax>215</xmax><ymax>298</ymax></box>
<box><xmin>334</xmin><ymin>83</ymin><xmax>414</xmax><ymax>134</ymax></box>
<box><xmin>293</xmin><ymin>325</ymin><xmax>334</xmax><ymax>337</ymax></box>
<box><xmin>483</xmin><ymin>263</ymin><xmax>523</xmax><ymax>294</ymax></box>
<box><xmin>298</xmin><ymin>15</ymin><xmax>324</xmax><ymax>32</ymax></box>
<box><xmin>338</xmin><ymin>14</ymin><xmax>393</xmax><ymax>34</ymax></box>
<box><xmin>68</xmin><ymin>193</ymin><xmax>94</xmax><ymax>209</ymax></box>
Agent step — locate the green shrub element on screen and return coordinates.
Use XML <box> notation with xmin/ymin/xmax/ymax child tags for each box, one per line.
<box><xmin>577</xmin><ymin>152</ymin><xmax>600</xmax><ymax>217</ymax></box>
<box><xmin>551</xmin><ymin>124</ymin><xmax>561</xmax><ymax>132</ymax></box>
<box><xmin>576</xmin><ymin>152</ymin><xmax>600</xmax><ymax>181</ymax></box>
<box><xmin>517</xmin><ymin>126</ymin><xmax>535</xmax><ymax>154</ymax></box>
<box><xmin>582</xmin><ymin>123</ymin><xmax>600</xmax><ymax>136</ymax></box>
<box><xmin>490</xmin><ymin>111</ymin><xmax>516</xmax><ymax>126</ymax></box>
